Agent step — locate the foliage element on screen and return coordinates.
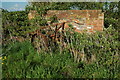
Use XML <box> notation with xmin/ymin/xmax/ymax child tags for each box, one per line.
<box><xmin>2</xmin><ymin>27</ymin><xmax>119</xmax><ymax>78</ymax></box>
<box><xmin>26</xmin><ymin>2</ymin><xmax>119</xmax><ymax>29</ymax></box>
<box><xmin>30</xmin><ymin>15</ymin><xmax>48</xmax><ymax>26</ymax></box>
<box><xmin>2</xmin><ymin>10</ymin><xmax>34</xmax><ymax>37</ymax></box>
<box><xmin>2</xmin><ymin>2</ymin><xmax>119</xmax><ymax>38</ymax></box>
<box><xmin>49</xmin><ymin>15</ymin><xmax>58</xmax><ymax>24</ymax></box>
<box><xmin>2</xmin><ymin>1</ymin><xmax>119</xmax><ymax>78</ymax></box>
<box><xmin>2</xmin><ymin>10</ymin><xmax>46</xmax><ymax>38</ymax></box>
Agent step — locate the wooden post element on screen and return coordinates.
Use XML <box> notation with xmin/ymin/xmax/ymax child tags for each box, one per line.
<box><xmin>60</xmin><ymin>22</ymin><xmax>65</xmax><ymax>54</ymax></box>
<box><xmin>54</xmin><ymin>25</ymin><xmax>58</xmax><ymax>41</ymax></box>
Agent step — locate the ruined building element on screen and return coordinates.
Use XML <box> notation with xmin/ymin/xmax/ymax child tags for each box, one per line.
<box><xmin>28</xmin><ymin>10</ymin><xmax>104</xmax><ymax>33</ymax></box>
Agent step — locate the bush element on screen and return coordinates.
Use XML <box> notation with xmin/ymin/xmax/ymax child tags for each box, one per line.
<box><xmin>2</xmin><ymin>26</ymin><xmax>119</xmax><ymax>78</ymax></box>
<box><xmin>2</xmin><ymin>41</ymin><xmax>76</xmax><ymax>78</ymax></box>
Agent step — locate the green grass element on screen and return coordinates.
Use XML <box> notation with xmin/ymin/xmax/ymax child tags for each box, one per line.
<box><xmin>2</xmin><ymin>27</ymin><xmax>119</xmax><ymax>78</ymax></box>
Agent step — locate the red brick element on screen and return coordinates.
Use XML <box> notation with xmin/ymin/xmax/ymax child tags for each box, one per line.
<box><xmin>28</xmin><ymin>10</ymin><xmax>104</xmax><ymax>33</ymax></box>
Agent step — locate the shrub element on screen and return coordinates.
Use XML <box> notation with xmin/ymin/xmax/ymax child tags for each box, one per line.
<box><xmin>2</xmin><ymin>26</ymin><xmax>119</xmax><ymax>78</ymax></box>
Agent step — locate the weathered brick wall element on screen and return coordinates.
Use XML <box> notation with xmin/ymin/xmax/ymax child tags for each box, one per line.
<box><xmin>46</xmin><ymin>10</ymin><xmax>104</xmax><ymax>32</ymax></box>
<box><xmin>28</xmin><ymin>10</ymin><xmax>104</xmax><ymax>33</ymax></box>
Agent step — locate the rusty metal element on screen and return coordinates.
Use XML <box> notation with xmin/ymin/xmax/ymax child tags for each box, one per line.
<box><xmin>28</xmin><ymin>21</ymin><xmax>68</xmax><ymax>52</ymax></box>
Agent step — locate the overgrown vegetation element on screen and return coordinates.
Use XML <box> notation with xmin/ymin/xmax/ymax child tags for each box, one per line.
<box><xmin>2</xmin><ymin>27</ymin><xmax>119</xmax><ymax>78</ymax></box>
<box><xmin>1</xmin><ymin>1</ymin><xmax>119</xmax><ymax>78</ymax></box>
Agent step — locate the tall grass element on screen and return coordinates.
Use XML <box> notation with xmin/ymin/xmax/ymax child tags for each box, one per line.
<box><xmin>2</xmin><ymin>26</ymin><xmax>119</xmax><ymax>78</ymax></box>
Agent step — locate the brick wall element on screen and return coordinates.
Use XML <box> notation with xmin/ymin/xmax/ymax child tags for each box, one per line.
<box><xmin>46</xmin><ymin>10</ymin><xmax>104</xmax><ymax>33</ymax></box>
<box><xmin>28</xmin><ymin>10</ymin><xmax>104</xmax><ymax>33</ymax></box>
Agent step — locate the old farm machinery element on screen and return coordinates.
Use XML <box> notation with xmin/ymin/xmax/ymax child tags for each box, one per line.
<box><xmin>28</xmin><ymin>18</ymin><xmax>88</xmax><ymax>53</ymax></box>
<box><xmin>29</xmin><ymin>20</ymin><xmax>68</xmax><ymax>52</ymax></box>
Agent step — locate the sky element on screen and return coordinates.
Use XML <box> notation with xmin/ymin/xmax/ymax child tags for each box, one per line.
<box><xmin>1</xmin><ymin>2</ymin><xmax>28</xmax><ymax>11</ymax></box>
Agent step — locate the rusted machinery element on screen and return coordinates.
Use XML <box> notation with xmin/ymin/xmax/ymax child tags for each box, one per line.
<box><xmin>29</xmin><ymin>21</ymin><xmax>67</xmax><ymax>52</ymax></box>
<box><xmin>28</xmin><ymin>18</ymin><xmax>92</xmax><ymax>53</ymax></box>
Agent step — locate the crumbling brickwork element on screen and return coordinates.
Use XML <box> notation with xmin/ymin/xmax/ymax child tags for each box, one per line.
<box><xmin>28</xmin><ymin>10</ymin><xmax>104</xmax><ymax>33</ymax></box>
<box><xmin>46</xmin><ymin>10</ymin><xmax>104</xmax><ymax>33</ymax></box>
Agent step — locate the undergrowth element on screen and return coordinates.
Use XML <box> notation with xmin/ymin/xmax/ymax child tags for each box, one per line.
<box><xmin>2</xmin><ymin>27</ymin><xmax>119</xmax><ymax>78</ymax></box>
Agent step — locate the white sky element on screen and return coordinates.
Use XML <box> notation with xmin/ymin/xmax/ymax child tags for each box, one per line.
<box><xmin>1</xmin><ymin>0</ymin><xmax>28</xmax><ymax>2</ymax></box>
